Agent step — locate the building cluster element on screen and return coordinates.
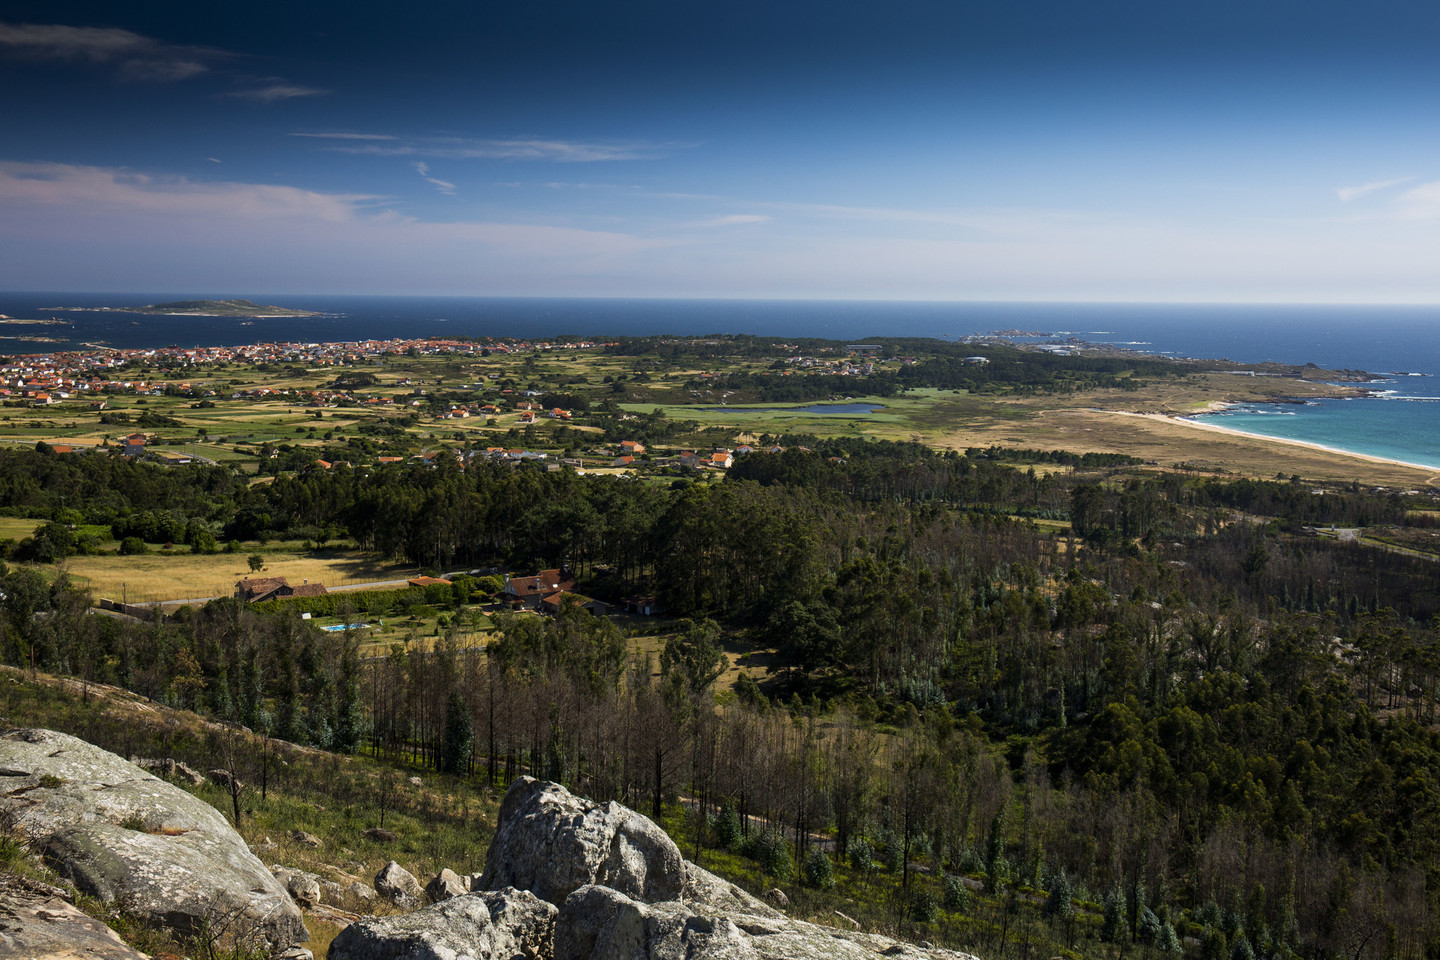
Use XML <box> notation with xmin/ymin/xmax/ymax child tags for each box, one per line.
<box><xmin>0</xmin><ymin>334</ymin><xmax>609</xmax><ymax>405</ymax></box>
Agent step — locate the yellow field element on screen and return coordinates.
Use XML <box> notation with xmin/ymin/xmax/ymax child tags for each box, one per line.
<box><xmin>0</xmin><ymin>517</ymin><xmax>41</xmax><ymax>540</ymax></box>
<box><xmin>62</xmin><ymin>549</ymin><xmax>421</xmax><ymax>604</ymax></box>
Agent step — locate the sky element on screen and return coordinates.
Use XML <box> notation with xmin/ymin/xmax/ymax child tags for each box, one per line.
<box><xmin>3</xmin><ymin>0</ymin><xmax>1440</xmax><ymax>302</ymax></box>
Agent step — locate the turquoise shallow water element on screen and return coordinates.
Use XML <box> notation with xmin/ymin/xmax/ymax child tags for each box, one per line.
<box><xmin>1183</xmin><ymin>397</ymin><xmax>1440</xmax><ymax>472</ymax></box>
<box><xmin>1</xmin><ymin>294</ymin><xmax>1437</xmax><ymax>468</ymax></box>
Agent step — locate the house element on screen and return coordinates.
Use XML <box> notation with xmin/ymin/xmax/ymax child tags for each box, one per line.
<box><xmin>619</xmin><ymin>440</ymin><xmax>646</xmax><ymax>454</ymax></box>
<box><xmin>613</xmin><ymin>455</ymin><xmax>636</xmax><ymax>467</ymax></box>
<box><xmin>707</xmin><ymin>451</ymin><xmax>733</xmax><ymax>469</ymax></box>
<box><xmin>517</xmin><ymin>411</ymin><xmax>536</xmax><ymax>424</ymax></box>
<box><xmin>622</xmin><ymin>595</ymin><xmax>661</xmax><ymax>616</ymax></box>
<box><xmin>408</xmin><ymin>576</ymin><xmax>452</xmax><ymax>588</ymax></box>
<box><xmin>503</xmin><ymin>568</ymin><xmax>577</xmax><ymax>608</ymax></box>
<box><xmin>539</xmin><ymin>591</ymin><xmax>609</xmax><ymax>617</ymax></box>
<box><xmin>235</xmin><ymin>577</ymin><xmax>329</xmax><ymax>603</ymax></box>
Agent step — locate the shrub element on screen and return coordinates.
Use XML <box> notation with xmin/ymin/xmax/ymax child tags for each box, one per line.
<box><xmin>849</xmin><ymin>836</ymin><xmax>876</xmax><ymax>872</ymax></box>
<box><xmin>713</xmin><ymin>803</ymin><xmax>742</xmax><ymax>851</ymax></box>
<box><xmin>744</xmin><ymin>829</ymin><xmax>792</xmax><ymax>882</ymax></box>
<box><xmin>119</xmin><ymin>536</ymin><xmax>146</xmax><ymax>556</ymax></box>
<box><xmin>942</xmin><ymin>873</ymin><xmax>970</xmax><ymax>911</ymax></box>
<box><xmin>802</xmin><ymin>849</ymin><xmax>835</xmax><ymax>890</ymax></box>
<box><xmin>911</xmin><ymin>888</ymin><xmax>938</xmax><ymax>923</ymax></box>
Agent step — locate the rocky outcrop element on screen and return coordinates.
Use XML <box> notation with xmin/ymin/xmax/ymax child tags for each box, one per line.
<box><xmin>272</xmin><ymin>865</ymin><xmax>324</xmax><ymax>908</ymax></box>
<box><xmin>130</xmin><ymin>757</ymin><xmax>205</xmax><ymax>787</ymax></box>
<box><xmin>478</xmin><ymin>776</ymin><xmax>690</xmax><ymax>907</ymax></box>
<box><xmin>327</xmin><ymin>888</ymin><xmax>556</xmax><ymax>960</ymax></box>
<box><xmin>425</xmin><ymin>868</ymin><xmax>468</xmax><ymax>903</ymax></box>
<box><xmin>0</xmin><ymin>872</ymin><xmax>151</xmax><ymax>960</ymax></box>
<box><xmin>557</xmin><ymin>883</ymin><xmax>980</xmax><ymax>960</ymax></box>
<box><xmin>0</xmin><ymin>728</ymin><xmax>306</xmax><ymax>951</ymax></box>
<box><xmin>480</xmin><ymin>776</ymin><xmax>777</xmax><ymax>919</ymax></box>
<box><xmin>375</xmin><ymin>860</ymin><xmax>423</xmax><ymax>906</ymax></box>
<box><xmin>357</xmin><ymin>777</ymin><xmax>973</xmax><ymax>960</ymax></box>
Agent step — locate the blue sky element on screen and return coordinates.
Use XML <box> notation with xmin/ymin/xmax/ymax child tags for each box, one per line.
<box><xmin>3</xmin><ymin>0</ymin><xmax>1440</xmax><ymax>301</ymax></box>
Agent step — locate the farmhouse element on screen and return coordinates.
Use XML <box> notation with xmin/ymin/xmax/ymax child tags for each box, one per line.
<box><xmin>234</xmin><ymin>577</ymin><xmax>329</xmax><ymax>603</ymax></box>
<box><xmin>503</xmin><ymin>567</ymin><xmax>577</xmax><ymax>608</ymax></box>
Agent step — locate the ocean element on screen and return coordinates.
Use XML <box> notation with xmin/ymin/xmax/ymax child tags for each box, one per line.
<box><xmin>2</xmin><ymin>293</ymin><xmax>1438</xmax><ymax>470</ymax></box>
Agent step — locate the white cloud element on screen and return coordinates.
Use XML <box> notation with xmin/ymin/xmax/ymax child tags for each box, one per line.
<box><xmin>224</xmin><ymin>82</ymin><xmax>329</xmax><ymax>103</ymax></box>
<box><xmin>414</xmin><ymin>162</ymin><xmax>456</xmax><ymax>195</ymax></box>
<box><xmin>0</xmin><ymin>20</ymin><xmax>220</xmax><ymax>81</ymax></box>
<box><xmin>1393</xmin><ymin>180</ymin><xmax>1440</xmax><ymax>219</ymax></box>
<box><xmin>1337</xmin><ymin>177</ymin><xmax>1414</xmax><ymax>203</ymax></box>
<box><xmin>206</xmin><ymin>157</ymin><xmax>222</xmax><ymax>163</ymax></box>
<box><xmin>289</xmin><ymin>132</ymin><xmax>399</xmax><ymax>141</ymax></box>
<box><xmin>330</xmin><ymin>136</ymin><xmax>680</xmax><ymax>163</ymax></box>
<box><xmin>0</xmin><ymin>160</ymin><xmax>666</xmax><ymax>292</ymax></box>
<box><xmin>692</xmin><ymin>214</ymin><xmax>771</xmax><ymax>227</ymax></box>
<box><xmin>0</xmin><ymin>161</ymin><xmax>372</xmax><ymax>221</ymax></box>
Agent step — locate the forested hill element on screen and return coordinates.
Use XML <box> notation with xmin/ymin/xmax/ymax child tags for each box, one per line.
<box><xmin>1</xmin><ymin>443</ymin><xmax>1440</xmax><ymax>959</ymax></box>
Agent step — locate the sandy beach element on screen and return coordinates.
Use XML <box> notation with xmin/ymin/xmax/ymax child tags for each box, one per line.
<box><xmin>1115</xmin><ymin>409</ymin><xmax>1440</xmax><ymax>478</ymax></box>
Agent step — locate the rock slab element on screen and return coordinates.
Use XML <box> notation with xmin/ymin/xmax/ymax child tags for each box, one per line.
<box><xmin>0</xmin><ymin>872</ymin><xmax>151</xmax><ymax>960</ymax></box>
<box><xmin>0</xmin><ymin>728</ymin><xmax>306</xmax><ymax>951</ymax></box>
<box><xmin>327</xmin><ymin>888</ymin><xmax>556</xmax><ymax>960</ymax></box>
<box><xmin>559</xmin><ymin>883</ymin><xmax>981</xmax><ymax>960</ymax></box>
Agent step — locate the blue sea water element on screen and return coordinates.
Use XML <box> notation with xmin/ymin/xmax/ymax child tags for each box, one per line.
<box><xmin>2</xmin><ymin>294</ymin><xmax>1438</xmax><ymax>470</ymax></box>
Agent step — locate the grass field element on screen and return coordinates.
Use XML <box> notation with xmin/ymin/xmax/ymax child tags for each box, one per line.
<box><xmin>62</xmin><ymin>548</ymin><xmax>421</xmax><ymax>604</ymax></box>
<box><xmin>0</xmin><ymin>516</ymin><xmax>41</xmax><ymax>540</ymax></box>
<box><xmin>628</xmin><ymin>373</ymin><xmax>1440</xmax><ymax>487</ymax></box>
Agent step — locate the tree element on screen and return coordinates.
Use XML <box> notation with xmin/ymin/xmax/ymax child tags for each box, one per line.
<box><xmin>247</xmin><ymin>554</ymin><xmax>265</xmax><ymax>573</ymax></box>
<box><xmin>661</xmin><ymin>618</ymin><xmax>729</xmax><ymax>698</ymax></box>
<box><xmin>440</xmin><ymin>689</ymin><xmax>472</xmax><ymax>775</ymax></box>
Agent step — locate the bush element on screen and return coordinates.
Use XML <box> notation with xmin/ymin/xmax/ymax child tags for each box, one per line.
<box><xmin>119</xmin><ymin>536</ymin><xmax>146</xmax><ymax>556</ymax></box>
<box><xmin>713</xmin><ymin>803</ymin><xmax>742</xmax><ymax>851</ymax></box>
<box><xmin>911</xmin><ymin>888</ymin><xmax>938</xmax><ymax>923</ymax></box>
<box><xmin>849</xmin><ymin>836</ymin><xmax>876</xmax><ymax>872</ymax></box>
<box><xmin>1044</xmin><ymin>869</ymin><xmax>1074</xmax><ymax>920</ymax></box>
<box><xmin>743</xmin><ymin>829</ymin><xmax>792</xmax><ymax>882</ymax></box>
<box><xmin>802</xmin><ymin>849</ymin><xmax>835</xmax><ymax>890</ymax></box>
<box><xmin>942</xmin><ymin>873</ymin><xmax>970</xmax><ymax>911</ymax></box>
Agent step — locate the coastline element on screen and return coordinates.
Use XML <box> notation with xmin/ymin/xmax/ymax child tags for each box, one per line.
<box><xmin>1119</xmin><ymin>409</ymin><xmax>1440</xmax><ymax>475</ymax></box>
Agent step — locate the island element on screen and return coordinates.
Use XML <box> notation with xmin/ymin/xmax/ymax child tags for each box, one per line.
<box><xmin>138</xmin><ymin>299</ymin><xmax>323</xmax><ymax>317</ymax></box>
<box><xmin>44</xmin><ymin>298</ymin><xmax>326</xmax><ymax>318</ymax></box>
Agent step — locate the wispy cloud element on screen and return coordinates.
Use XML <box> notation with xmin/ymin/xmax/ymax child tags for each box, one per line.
<box><xmin>223</xmin><ymin>81</ymin><xmax>329</xmax><ymax>103</ymax></box>
<box><xmin>414</xmin><ymin>162</ymin><xmax>455</xmax><ymax>195</ymax></box>
<box><xmin>0</xmin><ymin>160</ymin><xmax>661</xmax><ymax>259</ymax></box>
<box><xmin>0</xmin><ymin>161</ymin><xmax>375</xmax><ymax>221</ymax></box>
<box><xmin>0</xmin><ymin>20</ymin><xmax>220</xmax><ymax>81</ymax></box>
<box><xmin>289</xmin><ymin>132</ymin><xmax>399</xmax><ymax>141</ymax></box>
<box><xmin>1337</xmin><ymin>177</ymin><xmax>1414</xmax><ymax>203</ymax></box>
<box><xmin>323</xmin><ymin>136</ymin><xmax>681</xmax><ymax>163</ymax></box>
<box><xmin>1393</xmin><ymin>180</ymin><xmax>1440</xmax><ymax>219</ymax></box>
<box><xmin>206</xmin><ymin>157</ymin><xmax>222</xmax><ymax>163</ymax></box>
<box><xmin>692</xmin><ymin>214</ymin><xmax>770</xmax><ymax>227</ymax></box>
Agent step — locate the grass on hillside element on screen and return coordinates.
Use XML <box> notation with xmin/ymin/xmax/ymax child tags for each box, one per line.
<box><xmin>0</xmin><ymin>668</ymin><xmax>501</xmax><ymax>959</ymax></box>
<box><xmin>62</xmin><ymin>547</ymin><xmax>421</xmax><ymax>604</ymax></box>
<box><xmin>0</xmin><ymin>665</ymin><xmax>1126</xmax><ymax>960</ymax></box>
